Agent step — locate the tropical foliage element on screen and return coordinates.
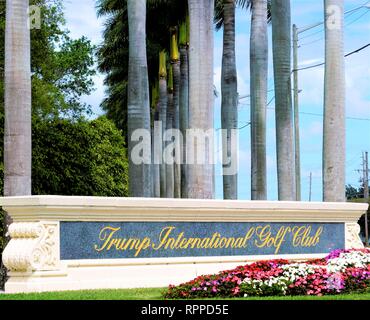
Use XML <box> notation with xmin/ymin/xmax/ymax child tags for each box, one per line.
<box><xmin>0</xmin><ymin>0</ymin><xmax>96</xmax><ymax>120</ymax></box>
<box><xmin>96</xmin><ymin>0</ymin><xmax>187</xmax><ymax>139</ymax></box>
<box><xmin>0</xmin><ymin>0</ymin><xmax>127</xmax><ymax>278</ymax></box>
<box><xmin>31</xmin><ymin>116</ymin><xmax>128</xmax><ymax>197</ymax></box>
<box><xmin>0</xmin><ymin>116</ymin><xmax>129</xmax><ymax>287</ymax></box>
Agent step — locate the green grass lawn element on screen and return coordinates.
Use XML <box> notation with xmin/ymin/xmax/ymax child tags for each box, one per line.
<box><xmin>0</xmin><ymin>288</ymin><xmax>369</xmax><ymax>300</ymax></box>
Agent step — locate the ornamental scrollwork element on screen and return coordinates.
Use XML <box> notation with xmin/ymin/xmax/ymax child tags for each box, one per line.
<box><xmin>345</xmin><ymin>223</ymin><xmax>364</xmax><ymax>249</ymax></box>
<box><xmin>2</xmin><ymin>221</ymin><xmax>60</xmax><ymax>272</ymax></box>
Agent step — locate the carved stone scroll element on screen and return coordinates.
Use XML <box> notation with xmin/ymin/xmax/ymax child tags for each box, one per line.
<box><xmin>2</xmin><ymin>221</ymin><xmax>60</xmax><ymax>272</ymax></box>
<box><xmin>345</xmin><ymin>223</ymin><xmax>364</xmax><ymax>249</ymax></box>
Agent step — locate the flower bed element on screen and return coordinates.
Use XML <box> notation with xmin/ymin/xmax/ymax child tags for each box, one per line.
<box><xmin>163</xmin><ymin>249</ymin><xmax>370</xmax><ymax>299</ymax></box>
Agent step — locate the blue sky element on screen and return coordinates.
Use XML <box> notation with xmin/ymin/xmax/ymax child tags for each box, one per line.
<box><xmin>63</xmin><ymin>0</ymin><xmax>370</xmax><ymax>201</ymax></box>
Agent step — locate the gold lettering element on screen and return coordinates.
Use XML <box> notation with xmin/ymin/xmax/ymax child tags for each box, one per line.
<box><xmin>134</xmin><ymin>237</ymin><xmax>151</xmax><ymax>257</ymax></box>
<box><xmin>242</xmin><ymin>228</ymin><xmax>255</xmax><ymax>247</ymax></box>
<box><xmin>234</xmin><ymin>237</ymin><xmax>244</xmax><ymax>248</ymax></box>
<box><xmin>292</xmin><ymin>226</ymin><xmax>323</xmax><ymax>248</ymax></box>
<box><xmin>226</xmin><ymin>237</ymin><xmax>236</xmax><ymax>248</ymax></box>
<box><xmin>94</xmin><ymin>226</ymin><xmax>121</xmax><ymax>252</ymax></box>
<box><xmin>255</xmin><ymin>225</ymin><xmax>274</xmax><ymax>248</ymax></box>
<box><xmin>200</xmin><ymin>237</ymin><xmax>211</xmax><ymax>248</ymax></box>
<box><xmin>209</xmin><ymin>233</ymin><xmax>221</xmax><ymax>248</ymax></box>
<box><xmin>292</xmin><ymin>226</ymin><xmax>305</xmax><ymax>247</ymax></box>
<box><xmin>312</xmin><ymin>227</ymin><xmax>323</xmax><ymax>246</ymax></box>
<box><xmin>274</xmin><ymin>226</ymin><xmax>291</xmax><ymax>254</ymax></box>
<box><xmin>152</xmin><ymin>226</ymin><xmax>176</xmax><ymax>250</ymax></box>
<box><xmin>173</xmin><ymin>232</ymin><xmax>185</xmax><ymax>249</ymax></box>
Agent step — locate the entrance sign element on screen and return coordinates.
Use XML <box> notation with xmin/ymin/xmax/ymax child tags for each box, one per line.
<box><xmin>0</xmin><ymin>196</ymin><xmax>367</xmax><ymax>293</ymax></box>
<box><xmin>60</xmin><ymin>222</ymin><xmax>345</xmax><ymax>259</ymax></box>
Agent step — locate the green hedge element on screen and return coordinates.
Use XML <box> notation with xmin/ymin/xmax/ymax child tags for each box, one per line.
<box><xmin>31</xmin><ymin>116</ymin><xmax>128</xmax><ymax>197</ymax></box>
<box><xmin>0</xmin><ymin>116</ymin><xmax>128</xmax><ymax>255</ymax></box>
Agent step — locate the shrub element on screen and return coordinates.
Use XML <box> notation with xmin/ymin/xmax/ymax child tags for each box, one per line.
<box><xmin>31</xmin><ymin>116</ymin><xmax>128</xmax><ymax>196</ymax></box>
<box><xmin>0</xmin><ymin>116</ymin><xmax>129</xmax><ymax>258</ymax></box>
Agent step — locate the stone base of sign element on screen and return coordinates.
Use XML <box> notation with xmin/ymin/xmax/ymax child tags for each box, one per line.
<box><xmin>5</xmin><ymin>254</ymin><xmax>328</xmax><ymax>294</ymax></box>
<box><xmin>0</xmin><ymin>196</ymin><xmax>367</xmax><ymax>294</ymax></box>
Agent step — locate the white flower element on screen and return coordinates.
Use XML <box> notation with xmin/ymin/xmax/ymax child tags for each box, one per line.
<box><xmin>327</xmin><ymin>251</ymin><xmax>370</xmax><ymax>273</ymax></box>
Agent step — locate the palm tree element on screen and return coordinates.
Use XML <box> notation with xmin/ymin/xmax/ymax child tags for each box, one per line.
<box><xmin>166</xmin><ymin>64</ymin><xmax>175</xmax><ymax>198</ymax></box>
<box><xmin>158</xmin><ymin>51</ymin><xmax>168</xmax><ymax>197</ymax></box>
<box><xmin>215</xmin><ymin>0</ymin><xmax>270</xmax><ymax>200</ymax></box>
<box><xmin>179</xmin><ymin>19</ymin><xmax>189</xmax><ymax>198</ymax></box>
<box><xmin>170</xmin><ymin>31</ymin><xmax>182</xmax><ymax>198</ymax></box>
<box><xmin>323</xmin><ymin>0</ymin><xmax>345</xmax><ymax>202</ymax></box>
<box><xmin>152</xmin><ymin>82</ymin><xmax>161</xmax><ymax>197</ymax></box>
<box><xmin>187</xmin><ymin>0</ymin><xmax>215</xmax><ymax>199</ymax></box>
<box><xmin>4</xmin><ymin>0</ymin><xmax>32</xmax><ymax>198</ymax></box>
<box><xmin>250</xmin><ymin>0</ymin><xmax>268</xmax><ymax>200</ymax></box>
<box><xmin>220</xmin><ymin>0</ymin><xmax>238</xmax><ymax>200</ymax></box>
<box><xmin>271</xmin><ymin>0</ymin><xmax>296</xmax><ymax>201</ymax></box>
<box><xmin>127</xmin><ymin>0</ymin><xmax>153</xmax><ymax>197</ymax></box>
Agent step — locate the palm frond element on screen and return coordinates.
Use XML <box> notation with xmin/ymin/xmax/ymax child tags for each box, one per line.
<box><xmin>215</xmin><ymin>0</ymin><xmax>271</xmax><ymax>31</ymax></box>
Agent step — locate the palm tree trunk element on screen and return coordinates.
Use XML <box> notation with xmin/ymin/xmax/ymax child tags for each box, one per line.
<box><xmin>221</xmin><ymin>0</ymin><xmax>238</xmax><ymax>200</ymax></box>
<box><xmin>4</xmin><ymin>0</ymin><xmax>32</xmax><ymax>199</ymax></box>
<box><xmin>173</xmin><ymin>61</ymin><xmax>182</xmax><ymax>198</ymax></box>
<box><xmin>271</xmin><ymin>0</ymin><xmax>296</xmax><ymax>201</ymax></box>
<box><xmin>158</xmin><ymin>52</ymin><xmax>167</xmax><ymax>198</ymax></box>
<box><xmin>3</xmin><ymin>0</ymin><xmax>32</xmax><ymax>289</ymax></box>
<box><xmin>187</xmin><ymin>0</ymin><xmax>215</xmax><ymax>199</ymax></box>
<box><xmin>250</xmin><ymin>0</ymin><xmax>268</xmax><ymax>200</ymax></box>
<box><xmin>323</xmin><ymin>0</ymin><xmax>345</xmax><ymax>202</ymax></box>
<box><xmin>179</xmin><ymin>20</ymin><xmax>189</xmax><ymax>199</ymax></box>
<box><xmin>166</xmin><ymin>89</ymin><xmax>175</xmax><ymax>198</ymax></box>
<box><xmin>159</xmin><ymin>81</ymin><xmax>167</xmax><ymax>197</ymax></box>
<box><xmin>179</xmin><ymin>45</ymin><xmax>189</xmax><ymax>198</ymax></box>
<box><xmin>152</xmin><ymin>109</ymin><xmax>161</xmax><ymax>197</ymax></box>
<box><xmin>127</xmin><ymin>0</ymin><xmax>152</xmax><ymax>197</ymax></box>
<box><xmin>171</xmin><ymin>34</ymin><xmax>182</xmax><ymax>199</ymax></box>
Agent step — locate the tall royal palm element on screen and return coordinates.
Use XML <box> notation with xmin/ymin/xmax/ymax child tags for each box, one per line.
<box><xmin>221</xmin><ymin>0</ymin><xmax>238</xmax><ymax>200</ymax></box>
<box><xmin>158</xmin><ymin>51</ymin><xmax>168</xmax><ymax>197</ymax></box>
<box><xmin>4</xmin><ymin>0</ymin><xmax>32</xmax><ymax>199</ymax></box>
<box><xmin>250</xmin><ymin>0</ymin><xmax>268</xmax><ymax>200</ymax></box>
<box><xmin>179</xmin><ymin>20</ymin><xmax>189</xmax><ymax>198</ymax></box>
<box><xmin>271</xmin><ymin>0</ymin><xmax>296</xmax><ymax>201</ymax></box>
<box><xmin>323</xmin><ymin>0</ymin><xmax>345</xmax><ymax>202</ymax></box>
<box><xmin>166</xmin><ymin>65</ymin><xmax>175</xmax><ymax>198</ymax></box>
<box><xmin>171</xmin><ymin>32</ymin><xmax>182</xmax><ymax>198</ymax></box>
<box><xmin>127</xmin><ymin>0</ymin><xmax>153</xmax><ymax>197</ymax></box>
<box><xmin>187</xmin><ymin>0</ymin><xmax>215</xmax><ymax>199</ymax></box>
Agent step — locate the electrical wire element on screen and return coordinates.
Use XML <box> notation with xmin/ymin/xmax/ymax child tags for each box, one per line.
<box><xmin>293</xmin><ymin>41</ymin><xmax>370</xmax><ymax>72</ymax></box>
<box><xmin>297</xmin><ymin>0</ymin><xmax>370</xmax><ymax>41</ymax></box>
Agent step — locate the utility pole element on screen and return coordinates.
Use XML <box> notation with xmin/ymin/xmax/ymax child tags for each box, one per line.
<box><xmin>363</xmin><ymin>151</ymin><xmax>369</xmax><ymax>246</ymax></box>
<box><xmin>309</xmin><ymin>172</ymin><xmax>312</xmax><ymax>202</ymax></box>
<box><xmin>293</xmin><ymin>24</ymin><xmax>301</xmax><ymax>201</ymax></box>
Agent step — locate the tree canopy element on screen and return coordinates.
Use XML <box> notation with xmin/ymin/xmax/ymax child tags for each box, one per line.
<box><xmin>0</xmin><ymin>0</ymin><xmax>96</xmax><ymax>119</ymax></box>
<box><xmin>97</xmin><ymin>0</ymin><xmax>187</xmax><ymax>139</ymax></box>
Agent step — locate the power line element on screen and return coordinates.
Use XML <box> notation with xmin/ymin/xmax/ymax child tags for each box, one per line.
<box><xmin>294</xmin><ymin>41</ymin><xmax>370</xmax><ymax>72</ymax></box>
<box><xmin>267</xmin><ymin>96</ymin><xmax>275</xmax><ymax>106</ymax></box>
<box><xmin>345</xmin><ymin>42</ymin><xmax>370</xmax><ymax>57</ymax></box>
<box><xmin>295</xmin><ymin>111</ymin><xmax>370</xmax><ymax>122</ymax></box>
<box><xmin>216</xmin><ymin>122</ymin><xmax>251</xmax><ymax>131</ymax></box>
<box><xmin>345</xmin><ymin>8</ymin><xmax>370</xmax><ymax>27</ymax></box>
<box><xmin>299</xmin><ymin>9</ymin><xmax>370</xmax><ymax>46</ymax></box>
<box><xmin>239</xmin><ymin>89</ymin><xmax>275</xmax><ymax>100</ymax></box>
<box><xmin>297</xmin><ymin>0</ymin><xmax>370</xmax><ymax>40</ymax></box>
<box><xmin>299</xmin><ymin>28</ymin><xmax>324</xmax><ymax>41</ymax></box>
<box><xmin>300</xmin><ymin>37</ymin><xmax>324</xmax><ymax>47</ymax></box>
<box><xmin>239</xmin><ymin>97</ymin><xmax>370</xmax><ymax>122</ymax></box>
